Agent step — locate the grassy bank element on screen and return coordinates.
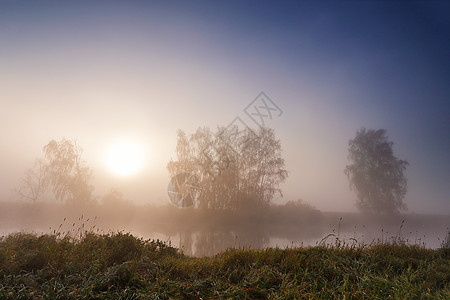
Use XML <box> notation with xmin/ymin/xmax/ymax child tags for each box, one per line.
<box><xmin>0</xmin><ymin>231</ymin><xmax>448</xmax><ymax>299</ymax></box>
<box><xmin>2</xmin><ymin>201</ymin><xmax>448</xmax><ymax>253</ymax></box>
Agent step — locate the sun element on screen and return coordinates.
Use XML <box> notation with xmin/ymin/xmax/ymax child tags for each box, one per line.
<box><xmin>106</xmin><ymin>140</ymin><xmax>144</xmax><ymax>176</ymax></box>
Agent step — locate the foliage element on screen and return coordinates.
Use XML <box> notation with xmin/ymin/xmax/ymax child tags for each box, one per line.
<box><xmin>167</xmin><ymin>126</ymin><xmax>288</xmax><ymax>209</ymax></box>
<box><xmin>42</xmin><ymin>139</ymin><xmax>94</xmax><ymax>203</ymax></box>
<box><xmin>0</xmin><ymin>231</ymin><xmax>448</xmax><ymax>299</ymax></box>
<box><xmin>345</xmin><ymin>128</ymin><xmax>409</xmax><ymax>214</ymax></box>
<box><xmin>15</xmin><ymin>139</ymin><xmax>94</xmax><ymax>204</ymax></box>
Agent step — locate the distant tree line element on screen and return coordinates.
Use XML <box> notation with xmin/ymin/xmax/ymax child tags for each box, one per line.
<box><xmin>167</xmin><ymin>125</ymin><xmax>409</xmax><ymax>214</ymax></box>
<box><xmin>16</xmin><ymin>126</ymin><xmax>409</xmax><ymax>215</ymax></box>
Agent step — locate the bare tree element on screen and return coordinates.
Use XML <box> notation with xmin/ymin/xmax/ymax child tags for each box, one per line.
<box><xmin>15</xmin><ymin>159</ymin><xmax>46</xmax><ymax>203</ymax></box>
<box><xmin>345</xmin><ymin>128</ymin><xmax>408</xmax><ymax>214</ymax></box>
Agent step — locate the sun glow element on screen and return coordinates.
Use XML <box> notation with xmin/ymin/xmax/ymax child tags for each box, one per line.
<box><xmin>106</xmin><ymin>140</ymin><xmax>145</xmax><ymax>176</ymax></box>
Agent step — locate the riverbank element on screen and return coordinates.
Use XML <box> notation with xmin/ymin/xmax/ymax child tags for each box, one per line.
<box><xmin>1</xmin><ymin>201</ymin><xmax>448</xmax><ymax>256</ymax></box>
<box><xmin>0</xmin><ymin>231</ymin><xmax>448</xmax><ymax>299</ymax></box>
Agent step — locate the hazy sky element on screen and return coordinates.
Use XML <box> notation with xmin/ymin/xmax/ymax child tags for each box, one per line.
<box><xmin>1</xmin><ymin>0</ymin><xmax>449</xmax><ymax>213</ymax></box>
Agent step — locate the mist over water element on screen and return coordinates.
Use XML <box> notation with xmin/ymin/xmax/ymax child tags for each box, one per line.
<box><xmin>1</xmin><ymin>202</ymin><xmax>447</xmax><ymax>257</ymax></box>
<box><xmin>0</xmin><ymin>1</ymin><xmax>449</xmax><ymax>265</ymax></box>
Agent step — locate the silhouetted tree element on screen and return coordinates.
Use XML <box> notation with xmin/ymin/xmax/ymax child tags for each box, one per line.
<box><xmin>167</xmin><ymin>126</ymin><xmax>288</xmax><ymax>210</ymax></box>
<box><xmin>43</xmin><ymin>139</ymin><xmax>94</xmax><ymax>203</ymax></box>
<box><xmin>345</xmin><ymin>128</ymin><xmax>408</xmax><ymax>214</ymax></box>
<box><xmin>15</xmin><ymin>159</ymin><xmax>46</xmax><ymax>203</ymax></box>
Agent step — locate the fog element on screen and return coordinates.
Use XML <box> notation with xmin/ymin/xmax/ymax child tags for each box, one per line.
<box><xmin>1</xmin><ymin>201</ymin><xmax>448</xmax><ymax>257</ymax></box>
<box><xmin>1</xmin><ymin>1</ymin><xmax>449</xmax><ymax>256</ymax></box>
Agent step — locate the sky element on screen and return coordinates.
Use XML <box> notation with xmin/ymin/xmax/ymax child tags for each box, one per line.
<box><xmin>0</xmin><ymin>0</ymin><xmax>449</xmax><ymax>213</ymax></box>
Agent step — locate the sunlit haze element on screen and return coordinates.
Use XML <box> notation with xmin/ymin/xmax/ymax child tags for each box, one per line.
<box><xmin>0</xmin><ymin>0</ymin><xmax>449</xmax><ymax>214</ymax></box>
<box><xmin>105</xmin><ymin>140</ymin><xmax>145</xmax><ymax>176</ymax></box>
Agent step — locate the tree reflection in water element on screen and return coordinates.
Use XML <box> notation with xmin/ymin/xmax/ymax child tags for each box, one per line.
<box><xmin>178</xmin><ymin>228</ymin><xmax>270</xmax><ymax>257</ymax></box>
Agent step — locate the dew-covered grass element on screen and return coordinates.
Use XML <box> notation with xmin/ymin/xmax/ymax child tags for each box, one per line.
<box><xmin>0</xmin><ymin>226</ymin><xmax>448</xmax><ymax>299</ymax></box>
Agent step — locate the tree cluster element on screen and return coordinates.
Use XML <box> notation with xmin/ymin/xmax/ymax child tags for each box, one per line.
<box><xmin>167</xmin><ymin>126</ymin><xmax>288</xmax><ymax>210</ymax></box>
<box><xmin>16</xmin><ymin>139</ymin><xmax>94</xmax><ymax>204</ymax></box>
<box><xmin>16</xmin><ymin>126</ymin><xmax>410</xmax><ymax>215</ymax></box>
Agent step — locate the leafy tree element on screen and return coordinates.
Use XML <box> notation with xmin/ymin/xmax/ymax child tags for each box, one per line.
<box><xmin>167</xmin><ymin>126</ymin><xmax>288</xmax><ymax>210</ymax></box>
<box><xmin>344</xmin><ymin>128</ymin><xmax>408</xmax><ymax>214</ymax></box>
<box><xmin>43</xmin><ymin>139</ymin><xmax>94</xmax><ymax>203</ymax></box>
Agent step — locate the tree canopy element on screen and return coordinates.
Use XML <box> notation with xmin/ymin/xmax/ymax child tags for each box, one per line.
<box><xmin>43</xmin><ymin>139</ymin><xmax>94</xmax><ymax>203</ymax></box>
<box><xmin>344</xmin><ymin>128</ymin><xmax>408</xmax><ymax>214</ymax></box>
<box><xmin>16</xmin><ymin>139</ymin><xmax>94</xmax><ymax>204</ymax></box>
<box><xmin>167</xmin><ymin>126</ymin><xmax>288</xmax><ymax>210</ymax></box>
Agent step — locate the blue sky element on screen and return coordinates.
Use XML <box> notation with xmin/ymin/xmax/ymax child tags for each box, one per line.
<box><xmin>0</xmin><ymin>1</ymin><xmax>448</xmax><ymax>213</ymax></box>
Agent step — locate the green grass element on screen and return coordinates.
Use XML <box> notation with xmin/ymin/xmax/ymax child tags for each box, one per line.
<box><xmin>0</xmin><ymin>230</ymin><xmax>448</xmax><ymax>299</ymax></box>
